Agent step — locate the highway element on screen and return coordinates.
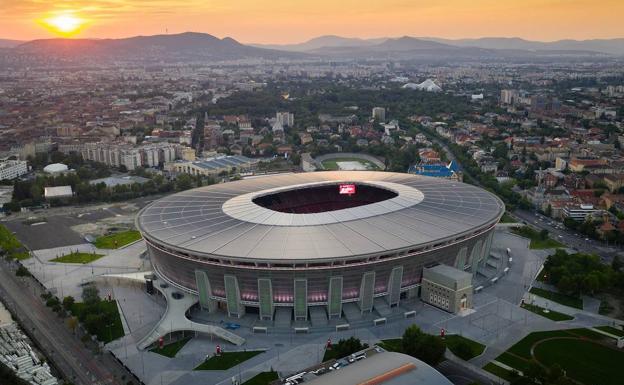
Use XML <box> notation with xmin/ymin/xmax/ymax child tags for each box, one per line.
<box><xmin>512</xmin><ymin>209</ymin><xmax>621</xmax><ymax>262</ymax></box>
<box><xmin>0</xmin><ymin>259</ymin><xmax>130</xmax><ymax>385</ymax></box>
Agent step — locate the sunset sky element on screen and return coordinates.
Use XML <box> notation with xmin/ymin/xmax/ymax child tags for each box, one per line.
<box><xmin>1</xmin><ymin>0</ymin><xmax>623</xmax><ymax>43</ymax></box>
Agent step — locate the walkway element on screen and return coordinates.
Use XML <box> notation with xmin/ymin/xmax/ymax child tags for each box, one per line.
<box><xmin>98</xmin><ymin>272</ymin><xmax>245</xmax><ymax>349</ymax></box>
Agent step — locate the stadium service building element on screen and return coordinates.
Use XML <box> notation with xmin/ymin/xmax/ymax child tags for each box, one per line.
<box><xmin>137</xmin><ymin>172</ymin><xmax>504</xmax><ymax>321</ymax></box>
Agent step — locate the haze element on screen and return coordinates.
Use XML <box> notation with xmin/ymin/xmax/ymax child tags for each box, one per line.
<box><xmin>2</xmin><ymin>0</ymin><xmax>623</xmax><ymax>43</ymax></box>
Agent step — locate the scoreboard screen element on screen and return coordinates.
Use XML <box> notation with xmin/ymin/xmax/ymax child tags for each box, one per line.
<box><xmin>339</xmin><ymin>184</ymin><xmax>356</xmax><ymax>195</ymax></box>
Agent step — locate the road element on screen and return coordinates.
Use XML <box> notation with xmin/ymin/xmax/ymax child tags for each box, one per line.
<box><xmin>512</xmin><ymin>209</ymin><xmax>621</xmax><ymax>262</ymax></box>
<box><xmin>0</xmin><ymin>259</ymin><xmax>131</xmax><ymax>385</ymax></box>
<box><xmin>437</xmin><ymin>359</ymin><xmax>497</xmax><ymax>385</ymax></box>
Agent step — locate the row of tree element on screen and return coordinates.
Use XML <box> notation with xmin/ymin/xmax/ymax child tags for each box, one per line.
<box><xmin>542</xmin><ymin>249</ymin><xmax>624</xmax><ymax>296</ymax></box>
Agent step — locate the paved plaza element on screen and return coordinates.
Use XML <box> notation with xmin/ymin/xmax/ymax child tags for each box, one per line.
<box><xmin>13</xmin><ymin>226</ymin><xmax>624</xmax><ymax>385</ymax></box>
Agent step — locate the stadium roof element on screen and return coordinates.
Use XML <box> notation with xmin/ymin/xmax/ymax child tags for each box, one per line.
<box><xmin>137</xmin><ymin>171</ymin><xmax>504</xmax><ymax>262</ymax></box>
<box><xmin>304</xmin><ymin>351</ymin><xmax>452</xmax><ymax>385</ymax></box>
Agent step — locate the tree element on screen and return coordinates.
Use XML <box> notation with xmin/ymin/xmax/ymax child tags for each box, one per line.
<box><xmin>62</xmin><ymin>296</ymin><xmax>75</xmax><ymax>311</ymax></box>
<box><xmin>81</xmin><ymin>284</ymin><xmax>100</xmax><ymax>306</ymax></box>
<box><xmin>401</xmin><ymin>325</ymin><xmax>446</xmax><ymax>366</ymax></box>
<box><xmin>15</xmin><ymin>266</ymin><xmax>30</xmax><ymax>277</ymax></box>
<box><xmin>331</xmin><ymin>337</ymin><xmax>368</xmax><ymax>359</ymax></box>
<box><xmin>66</xmin><ymin>317</ymin><xmax>78</xmax><ymax>334</ymax></box>
<box><xmin>612</xmin><ymin>255</ymin><xmax>622</xmax><ymax>272</ymax></box>
<box><xmin>175</xmin><ymin>174</ymin><xmax>194</xmax><ymax>191</ymax></box>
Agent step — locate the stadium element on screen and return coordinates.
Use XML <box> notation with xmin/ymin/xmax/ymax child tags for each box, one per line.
<box><xmin>137</xmin><ymin>171</ymin><xmax>504</xmax><ymax>321</ymax></box>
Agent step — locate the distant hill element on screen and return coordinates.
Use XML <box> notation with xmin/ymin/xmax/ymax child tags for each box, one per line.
<box><xmin>5</xmin><ymin>33</ymin><xmax>618</xmax><ymax>65</ymax></box>
<box><xmin>253</xmin><ymin>35</ymin><xmax>386</xmax><ymax>51</ymax></box>
<box><xmin>306</xmin><ymin>36</ymin><xmax>503</xmax><ymax>59</ymax></box>
<box><xmin>0</xmin><ymin>39</ymin><xmax>24</xmax><ymax>48</ymax></box>
<box><xmin>255</xmin><ymin>34</ymin><xmax>623</xmax><ymax>57</ymax></box>
<box><xmin>420</xmin><ymin>37</ymin><xmax>624</xmax><ymax>56</ymax></box>
<box><xmin>13</xmin><ymin>32</ymin><xmax>301</xmax><ymax>63</ymax></box>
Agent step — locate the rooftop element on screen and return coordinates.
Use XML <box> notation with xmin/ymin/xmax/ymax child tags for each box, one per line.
<box><xmin>304</xmin><ymin>351</ymin><xmax>452</xmax><ymax>385</ymax></box>
<box><xmin>137</xmin><ymin>172</ymin><xmax>503</xmax><ymax>262</ymax></box>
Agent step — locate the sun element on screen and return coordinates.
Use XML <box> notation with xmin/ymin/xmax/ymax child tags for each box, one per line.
<box><xmin>40</xmin><ymin>13</ymin><xmax>86</xmax><ymax>37</ymax></box>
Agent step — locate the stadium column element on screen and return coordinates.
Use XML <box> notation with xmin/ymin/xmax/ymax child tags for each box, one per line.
<box><xmin>195</xmin><ymin>270</ymin><xmax>217</xmax><ymax>312</ymax></box>
<box><xmin>327</xmin><ymin>276</ymin><xmax>343</xmax><ymax>319</ymax></box>
<box><xmin>257</xmin><ymin>278</ymin><xmax>274</xmax><ymax>321</ymax></box>
<box><xmin>294</xmin><ymin>278</ymin><xmax>308</xmax><ymax>321</ymax></box>
<box><xmin>359</xmin><ymin>271</ymin><xmax>375</xmax><ymax>314</ymax></box>
<box><xmin>455</xmin><ymin>247</ymin><xmax>468</xmax><ymax>270</ymax></box>
<box><xmin>224</xmin><ymin>274</ymin><xmax>245</xmax><ymax>318</ymax></box>
<box><xmin>386</xmin><ymin>266</ymin><xmax>403</xmax><ymax>307</ymax></box>
<box><xmin>480</xmin><ymin>232</ymin><xmax>494</xmax><ymax>269</ymax></box>
<box><xmin>470</xmin><ymin>240</ymin><xmax>483</xmax><ymax>275</ymax></box>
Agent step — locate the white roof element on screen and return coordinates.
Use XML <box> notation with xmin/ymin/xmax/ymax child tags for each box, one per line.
<box><xmin>43</xmin><ymin>163</ymin><xmax>68</xmax><ymax>173</ymax></box>
<box><xmin>137</xmin><ymin>172</ymin><xmax>504</xmax><ymax>262</ymax></box>
<box><xmin>44</xmin><ymin>186</ymin><xmax>73</xmax><ymax>198</ymax></box>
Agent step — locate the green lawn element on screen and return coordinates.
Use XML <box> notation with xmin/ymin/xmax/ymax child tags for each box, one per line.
<box><xmin>242</xmin><ymin>371</ymin><xmax>279</xmax><ymax>385</ymax></box>
<box><xmin>445</xmin><ymin>335</ymin><xmax>486</xmax><ymax>360</ymax></box>
<box><xmin>0</xmin><ymin>224</ymin><xmax>30</xmax><ymax>260</ymax></box>
<box><xmin>595</xmin><ymin>326</ymin><xmax>624</xmax><ymax>337</ymax></box>
<box><xmin>12</xmin><ymin>251</ymin><xmax>31</xmax><ymax>260</ymax></box>
<box><xmin>506</xmin><ymin>330</ymin><xmax>577</xmax><ymax>359</ymax></box>
<box><xmin>485</xmin><ymin>329</ymin><xmax>617</xmax><ymax>385</ymax></box>
<box><xmin>521</xmin><ymin>303</ymin><xmax>574</xmax><ymax>321</ymax></box>
<box><xmin>500</xmin><ymin>212</ymin><xmax>517</xmax><ymax>223</ymax></box>
<box><xmin>529</xmin><ymin>287</ymin><xmax>583</xmax><ymax>309</ymax></box>
<box><xmin>150</xmin><ymin>337</ymin><xmax>192</xmax><ymax>358</ymax></box>
<box><xmin>70</xmin><ymin>301</ymin><xmax>124</xmax><ymax>343</ymax></box>
<box><xmin>51</xmin><ymin>252</ymin><xmax>104</xmax><ymax>264</ymax></box>
<box><xmin>94</xmin><ymin>230</ymin><xmax>142</xmax><ymax>249</ymax></box>
<box><xmin>534</xmin><ymin>338</ymin><xmax>624</xmax><ymax>385</ymax></box>
<box><xmin>378</xmin><ymin>338</ymin><xmax>403</xmax><ymax>353</ymax></box>
<box><xmin>194</xmin><ymin>351</ymin><xmax>263</xmax><ymax>370</ymax></box>
<box><xmin>530</xmin><ymin>239</ymin><xmax>564</xmax><ymax>249</ymax></box>
<box><xmin>321</xmin><ymin>157</ymin><xmax>381</xmax><ymax>171</ymax></box>
<box><xmin>512</xmin><ymin>226</ymin><xmax>564</xmax><ymax>249</ymax></box>
<box><xmin>483</xmin><ymin>362</ymin><xmax>518</xmax><ymax>381</ymax></box>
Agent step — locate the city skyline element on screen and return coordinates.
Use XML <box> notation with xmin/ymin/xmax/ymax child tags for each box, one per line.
<box><xmin>2</xmin><ymin>0</ymin><xmax>624</xmax><ymax>43</ymax></box>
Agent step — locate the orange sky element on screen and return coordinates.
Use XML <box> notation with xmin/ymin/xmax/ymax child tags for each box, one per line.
<box><xmin>1</xmin><ymin>0</ymin><xmax>623</xmax><ymax>43</ymax></box>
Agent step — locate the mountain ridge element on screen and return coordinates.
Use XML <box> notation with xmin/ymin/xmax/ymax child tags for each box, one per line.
<box><xmin>252</xmin><ymin>35</ymin><xmax>624</xmax><ymax>56</ymax></box>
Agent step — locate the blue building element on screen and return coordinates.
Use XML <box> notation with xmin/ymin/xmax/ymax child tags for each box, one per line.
<box><xmin>408</xmin><ymin>160</ymin><xmax>462</xmax><ymax>181</ymax></box>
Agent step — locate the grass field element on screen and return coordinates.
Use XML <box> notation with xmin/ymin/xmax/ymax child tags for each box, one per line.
<box><xmin>482</xmin><ymin>362</ymin><xmax>518</xmax><ymax>381</ymax></box>
<box><xmin>194</xmin><ymin>351</ymin><xmax>263</xmax><ymax>370</ymax></box>
<box><xmin>534</xmin><ymin>338</ymin><xmax>624</xmax><ymax>385</ymax></box>
<box><xmin>529</xmin><ymin>287</ymin><xmax>583</xmax><ymax>309</ymax></box>
<box><xmin>378</xmin><ymin>338</ymin><xmax>403</xmax><ymax>353</ymax></box>
<box><xmin>321</xmin><ymin>157</ymin><xmax>381</xmax><ymax>171</ymax></box>
<box><xmin>70</xmin><ymin>301</ymin><xmax>124</xmax><ymax>343</ymax></box>
<box><xmin>596</xmin><ymin>326</ymin><xmax>624</xmax><ymax>337</ymax></box>
<box><xmin>445</xmin><ymin>335</ymin><xmax>486</xmax><ymax>360</ymax></box>
<box><xmin>94</xmin><ymin>230</ymin><xmax>142</xmax><ymax>249</ymax></box>
<box><xmin>512</xmin><ymin>226</ymin><xmax>564</xmax><ymax>249</ymax></box>
<box><xmin>500</xmin><ymin>212</ymin><xmax>517</xmax><ymax>223</ymax></box>
<box><xmin>484</xmin><ymin>328</ymin><xmax>616</xmax><ymax>385</ymax></box>
<box><xmin>51</xmin><ymin>252</ymin><xmax>104</xmax><ymax>264</ymax></box>
<box><xmin>150</xmin><ymin>337</ymin><xmax>192</xmax><ymax>358</ymax></box>
<box><xmin>521</xmin><ymin>302</ymin><xmax>574</xmax><ymax>321</ymax></box>
<box><xmin>242</xmin><ymin>371</ymin><xmax>279</xmax><ymax>385</ymax></box>
<box><xmin>0</xmin><ymin>224</ymin><xmax>30</xmax><ymax>260</ymax></box>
